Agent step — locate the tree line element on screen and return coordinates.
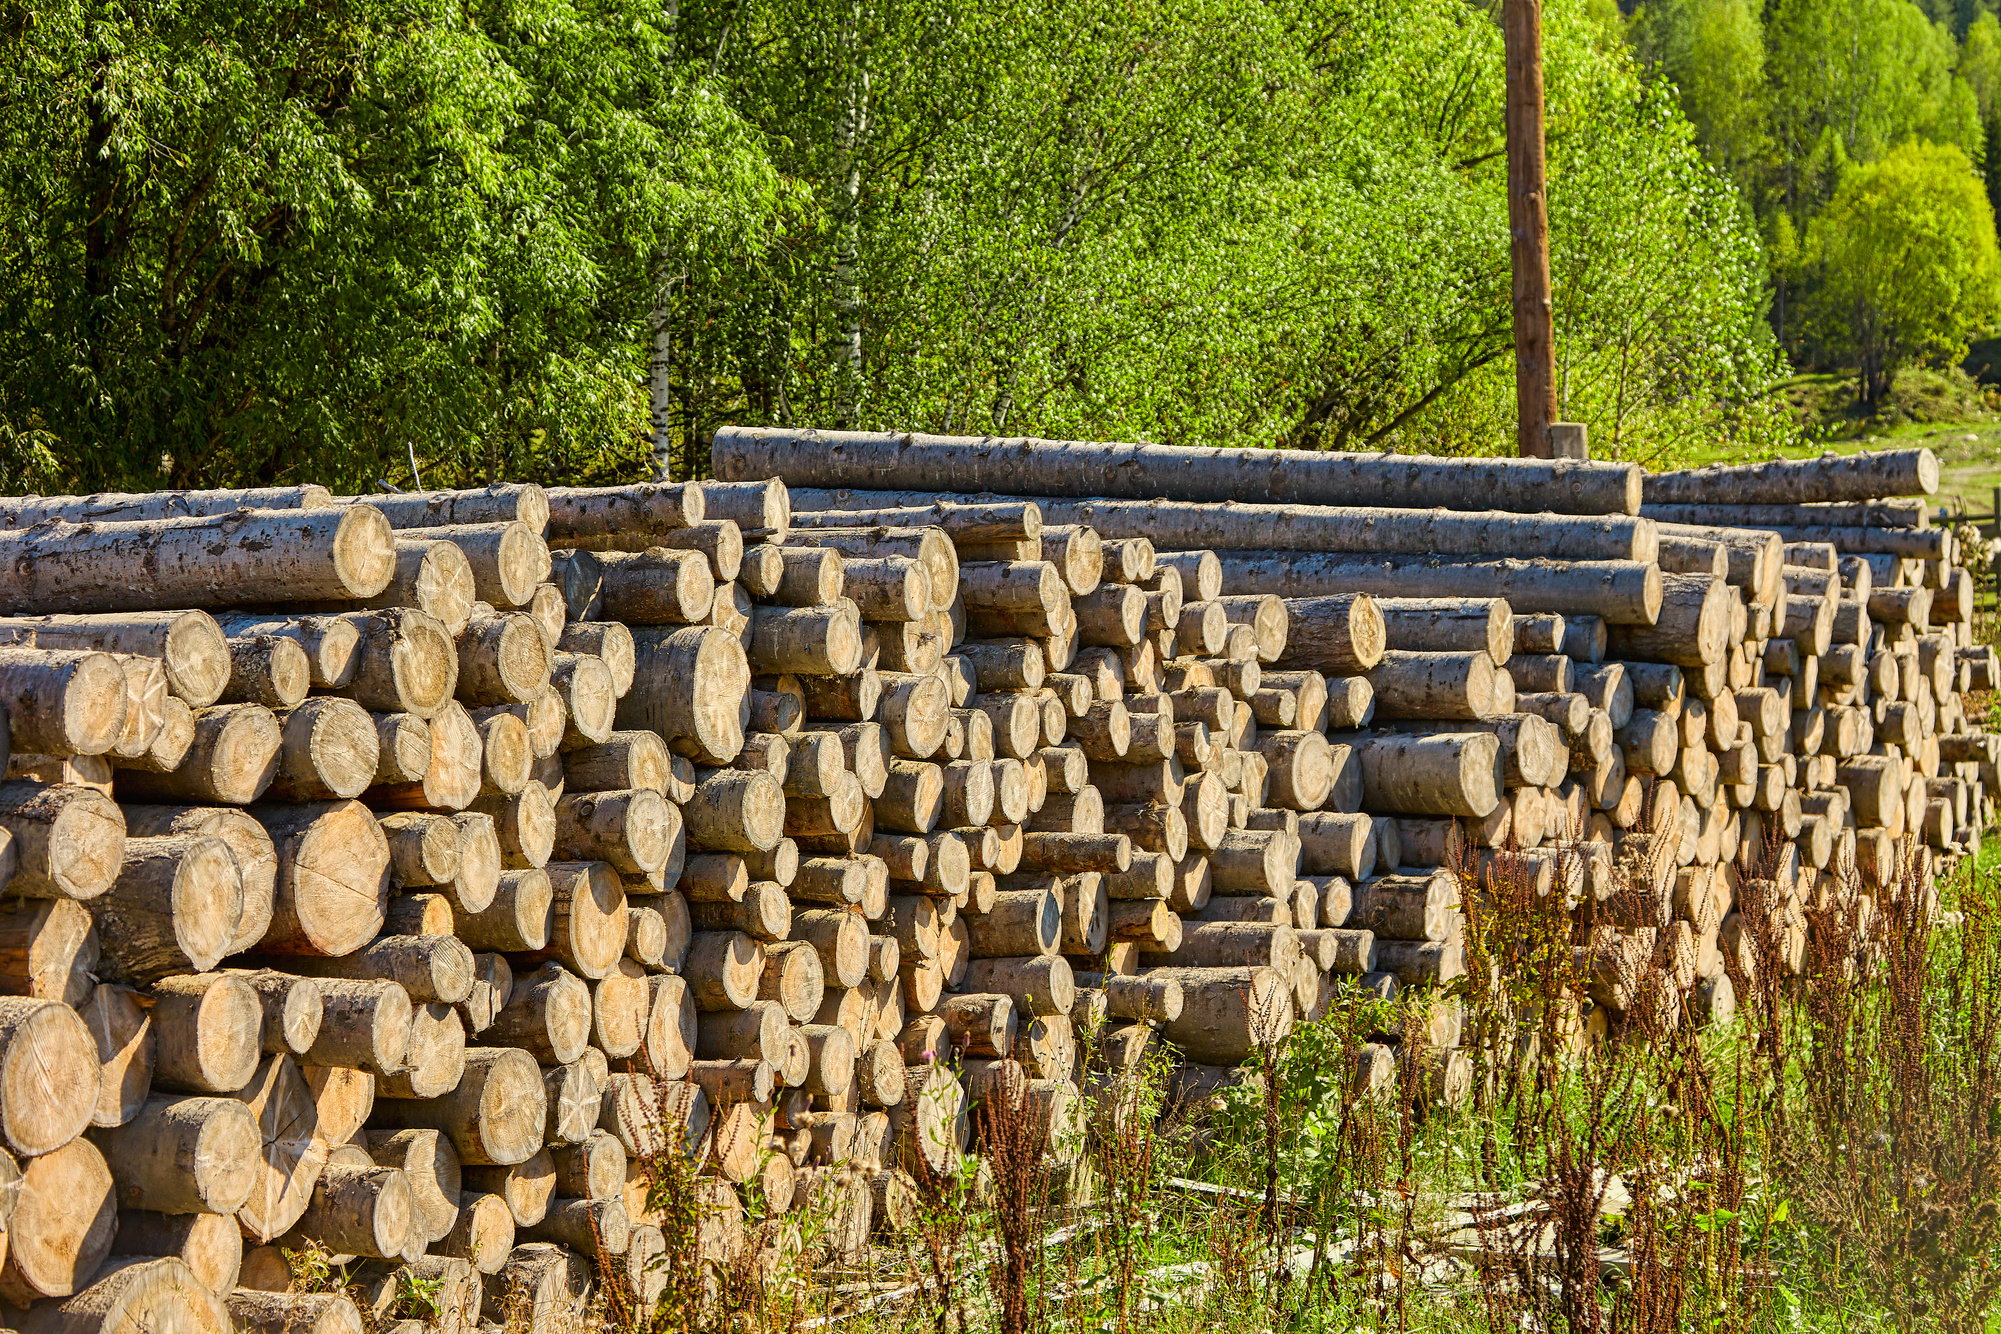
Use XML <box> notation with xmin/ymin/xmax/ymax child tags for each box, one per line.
<box><xmin>1632</xmin><ymin>0</ymin><xmax>2001</xmax><ymax>409</ymax></box>
<box><xmin>0</xmin><ymin>0</ymin><xmax>1917</xmax><ymax>494</ymax></box>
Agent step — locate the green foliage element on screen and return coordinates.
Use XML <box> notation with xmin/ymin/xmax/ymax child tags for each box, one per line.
<box><xmin>1629</xmin><ymin>0</ymin><xmax>1769</xmax><ymax>193</ymax></box>
<box><xmin>1765</xmin><ymin>0</ymin><xmax>1982</xmax><ymax>221</ymax></box>
<box><xmin>1801</xmin><ymin>141</ymin><xmax>2001</xmax><ymax>405</ymax></box>
<box><xmin>660</xmin><ymin>0</ymin><xmax>1784</xmax><ymax>471</ymax></box>
<box><xmin>0</xmin><ymin>0</ymin><xmax>782</xmax><ymax>492</ymax></box>
<box><xmin>0</xmin><ymin>0</ymin><xmax>1787</xmax><ymax>488</ymax></box>
<box><xmin>1629</xmin><ymin>0</ymin><xmax>2001</xmax><ymax>396</ymax></box>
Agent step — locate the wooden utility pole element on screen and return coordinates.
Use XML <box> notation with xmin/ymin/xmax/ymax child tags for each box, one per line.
<box><xmin>1503</xmin><ymin>0</ymin><xmax>1558</xmax><ymax>460</ymax></box>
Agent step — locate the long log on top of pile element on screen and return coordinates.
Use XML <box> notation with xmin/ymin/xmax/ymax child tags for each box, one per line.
<box><xmin>784</xmin><ymin>489</ymin><xmax>1654</xmax><ymax>563</ymax></box>
<box><xmin>1640</xmin><ymin>448</ymin><xmax>1940</xmax><ymax>506</ymax></box>
<box><xmin>712</xmin><ymin>426</ymin><xmax>1643</xmax><ymax>516</ymax></box>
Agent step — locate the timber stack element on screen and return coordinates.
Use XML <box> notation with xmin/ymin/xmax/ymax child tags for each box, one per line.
<box><xmin>0</xmin><ymin>429</ymin><xmax>1980</xmax><ymax>1331</ymax></box>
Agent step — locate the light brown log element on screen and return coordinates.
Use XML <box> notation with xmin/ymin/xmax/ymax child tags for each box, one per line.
<box><xmin>684</xmin><ymin>768</ymin><xmax>786</xmax><ymax>854</ymax></box>
<box><xmin>782</xmin><ymin>528</ymin><xmax>959</xmax><ymax>616</ymax></box>
<box><xmin>0</xmin><ymin>506</ymin><xmax>395</xmax><ymax>612</ymax></box>
<box><xmin>463</xmin><ymin>1150</ymin><xmax>557</xmax><ymax>1230</ymax></box>
<box><xmin>405</xmin><ymin>522</ymin><xmax>548</xmax><ymax>610</ymax></box>
<box><xmin>291</xmin><ymin>937</ymin><xmax>474</xmax><ymax>1013</ymax></box>
<box><xmin>339</xmin><ymin>537</ymin><xmax>479</xmax><ymax>636</ymax></box>
<box><xmin>348</xmin><ymin>483</ymin><xmax>548</xmax><ymax>533</ymax></box>
<box><xmin>294</xmin><ymin>977</ymin><xmax>411</xmax><ymax>1075</ymax></box>
<box><xmin>226</xmin><ymin>1290</ymin><xmax>365</xmax><ymax>1334</ymax></box>
<box><xmin>115</xmin><ymin>701</ymin><xmax>280</xmax><ymax>804</ymax></box>
<box><xmin>1336</xmin><ymin>732</ymin><xmax>1503</xmax><ymax>818</ymax></box>
<box><xmin>212</xmin><ymin>613</ymin><xmax>361</xmax><ymax>695</ymax></box>
<box><xmin>451</xmin><ymin>867</ymin><xmax>553</xmax><ymax>955</ymax></box>
<box><xmin>0</xmin><ymin>648</ymin><xmax>126</xmax><ymax>757</ymax></box>
<box><xmin>485</xmin><ymin>962</ymin><xmax>590</xmax><ymax>1066</ymax></box>
<box><xmin>747</xmin><ymin>602</ymin><xmax>865</xmax><ymax>676</ymax></box>
<box><xmin>0</xmin><ymin>995</ymin><xmax>96</xmax><ymax>1159</ymax></box>
<box><xmin>958</xmin><ymin>955</ymin><xmax>1074</xmax><ymax>1016</ymax></box>
<box><xmin>435</xmin><ymin>1190</ymin><xmax>517</xmax><ymax>1273</ymax></box>
<box><xmin>365</xmin><ymin>1127</ymin><xmax>463</xmax><ymax>1245</ymax></box>
<box><xmin>617</xmin><ymin>626</ymin><xmax>751</xmax><ymax>767</ymax></box>
<box><xmin>453</xmin><ymin>606</ymin><xmax>550</xmax><ymax>708</ymax></box>
<box><xmin>1604</xmin><ymin>572</ymin><xmax>1731</xmax><ymax>667</ymax></box>
<box><xmin>89</xmin><ymin>834</ymin><xmax>242</xmax><ymax>981</ymax></box>
<box><xmin>344</xmin><ymin>609</ymin><xmax>461</xmax><ymax>720</ymax></box>
<box><xmin>645</xmin><ymin>519</ymin><xmax>745</xmax><ymax>583</ymax></box>
<box><xmin>548</xmin><ymin>652</ymin><xmax>616</xmax><ymax>749</ymax></box>
<box><xmin>369</xmin><ymin>712</ymin><xmax>431</xmax><ymax>793</ymax></box>
<box><xmin>683</xmin><ymin>931</ymin><xmax>765</xmax><ymax>1012</ymax></box>
<box><xmin>0</xmin><ymin>1136</ymin><xmax>116</xmax><ymax>1303</ymax></box>
<box><xmin>1219</xmin><ymin>553</ymin><xmax>1663</xmax><ymax>626</ymax></box>
<box><xmin>1643</xmin><ymin>448</ymin><xmax>1939</xmax><ymax>505</ymax></box>
<box><xmin>15</xmin><ymin>1254</ymin><xmax>232</xmax><ymax>1333</ymax></box>
<box><xmin>587</xmin><ymin>961</ymin><xmax>649</xmax><ymax>1060</ymax></box>
<box><xmin>1153</xmin><ymin>966</ymin><xmax>1293</xmax><ymax>1065</ymax></box>
<box><xmin>0</xmin><ymin>897</ymin><xmax>95</xmax><ymax>1007</ymax></box>
<box><xmin>752</xmin><ymin>427</ymin><xmax>1644</xmax><ymax>509</ymax></box>
<box><xmin>225</xmin><ymin>1055</ymin><xmax>329</xmax><ymax>1244</ymax></box>
<box><xmin>262</xmin><ymin>697</ymin><xmax>379</xmax><ymax>803</ymax></box>
<box><xmin>1373</xmin><ymin>598</ymin><xmax>1513</xmax><ymax>663</ymax></box>
<box><xmin>520</xmin><ymin>861</ymin><xmax>628</xmax><ymax>980</ymax></box>
<box><xmin>110</xmin><ymin>1209</ymin><xmax>242</xmax><ymax>1295</ymax></box>
<box><xmin>371</xmin><ymin>1046</ymin><xmax>547</xmax><ymax>1167</ymax></box>
<box><xmin>248</xmin><ymin>800</ymin><xmax>389</xmax><ymax>957</ymax></box>
<box><xmin>378</xmin><ymin>811</ymin><xmax>461</xmax><ymax>892</ymax></box>
<box><xmin>282</xmin><ymin>1156</ymin><xmax>414</xmax><ymax>1260</ymax></box>
<box><xmin>220</xmin><ymin>634</ymin><xmax>311</xmax><ymax>709</ymax></box>
<box><xmin>474</xmin><ymin>710</ymin><xmax>533</xmax><ymax>796</ymax></box>
<box><xmin>468</xmin><ymin>779</ymin><xmax>555</xmax><ymax>868</ymax></box>
<box><xmin>94</xmin><ymin>1093</ymin><xmax>259</xmax><ymax>1215</ymax></box>
<box><xmin>80</xmin><ymin>983</ymin><xmax>153</xmax><ymax>1128</ymax></box>
<box><xmin>109</xmin><ymin>655</ymin><xmax>167</xmax><ymax>759</ymax></box>
<box><xmin>1269</xmin><ymin>595</ymin><xmax>1387</xmax><ymax>676</ymax></box>
<box><xmin>0</xmin><ymin>611</ymin><xmax>233</xmax><ymax>711</ymax></box>
<box><xmin>218</xmin><ymin>969</ymin><xmax>321</xmax><ymax>1059</ymax></box>
<box><xmin>1366</xmin><ymin>651</ymin><xmax>1500</xmax><ymax>720</ymax></box>
<box><xmin>480</xmin><ymin>1242</ymin><xmax>586</xmax><ymax>1329</ymax></box>
<box><xmin>543</xmin><ymin>482</ymin><xmax>701</xmax><ymax>545</ymax></box>
<box><xmin>0</xmin><ymin>783</ymin><xmax>121</xmax><ymax>902</ymax></box>
<box><xmin>592</xmin><ymin>547</ymin><xmax>717</xmax><ymax>626</ymax></box>
<box><xmin>554</xmin><ymin>788</ymin><xmax>672</xmax><ymax>876</ymax></box>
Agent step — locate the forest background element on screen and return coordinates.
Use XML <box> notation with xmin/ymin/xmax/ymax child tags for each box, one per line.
<box><xmin>2</xmin><ymin>0</ymin><xmax>1996</xmax><ymax>495</ymax></box>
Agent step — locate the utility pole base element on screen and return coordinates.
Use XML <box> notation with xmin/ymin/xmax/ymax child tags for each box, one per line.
<box><xmin>1548</xmin><ymin>423</ymin><xmax>1589</xmax><ymax>461</ymax></box>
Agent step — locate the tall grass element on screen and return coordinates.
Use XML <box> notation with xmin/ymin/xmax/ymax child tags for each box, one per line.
<box><xmin>481</xmin><ymin>844</ymin><xmax>2001</xmax><ymax>1334</ymax></box>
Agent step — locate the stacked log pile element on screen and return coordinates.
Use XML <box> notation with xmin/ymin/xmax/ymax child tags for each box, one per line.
<box><xmin>0</xmin><ymin>430</ymin><xmax>1986</xmax><ymax>1331</ymax></box>
<box><xmin>714</xmin><ymin>428</ymin><xmax>1998</xmax><ymax>1082</ymax></box>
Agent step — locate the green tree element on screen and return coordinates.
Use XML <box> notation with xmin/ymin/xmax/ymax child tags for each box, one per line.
<box><xmin>1961</xmin><ymin>10</ymin><xmax>2001</xmax><ymax>207</ymax></box>
<box><xmin>1628</xmin><ymin>0</ymin><xmax>1769</xmax><ymax>194</ymax></box>
<box><xmin>1764</xmin><ymin>0</ymin><xmax>1983</xmax><ymax>221</ymax></box>
<box><xmin>668</xmin><ymin>0</ymin><xmax>1783</xmax><ymax>467</ymax></box>
<box><xmin>0</xmin><ymin>0</ymin><xmax>783</xmax><ymax>492</ymax></box>
<box><xmin>1802</xmin><ymin>141</ymin><xmax>2001</xmax><ymax>406</ymax></box>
